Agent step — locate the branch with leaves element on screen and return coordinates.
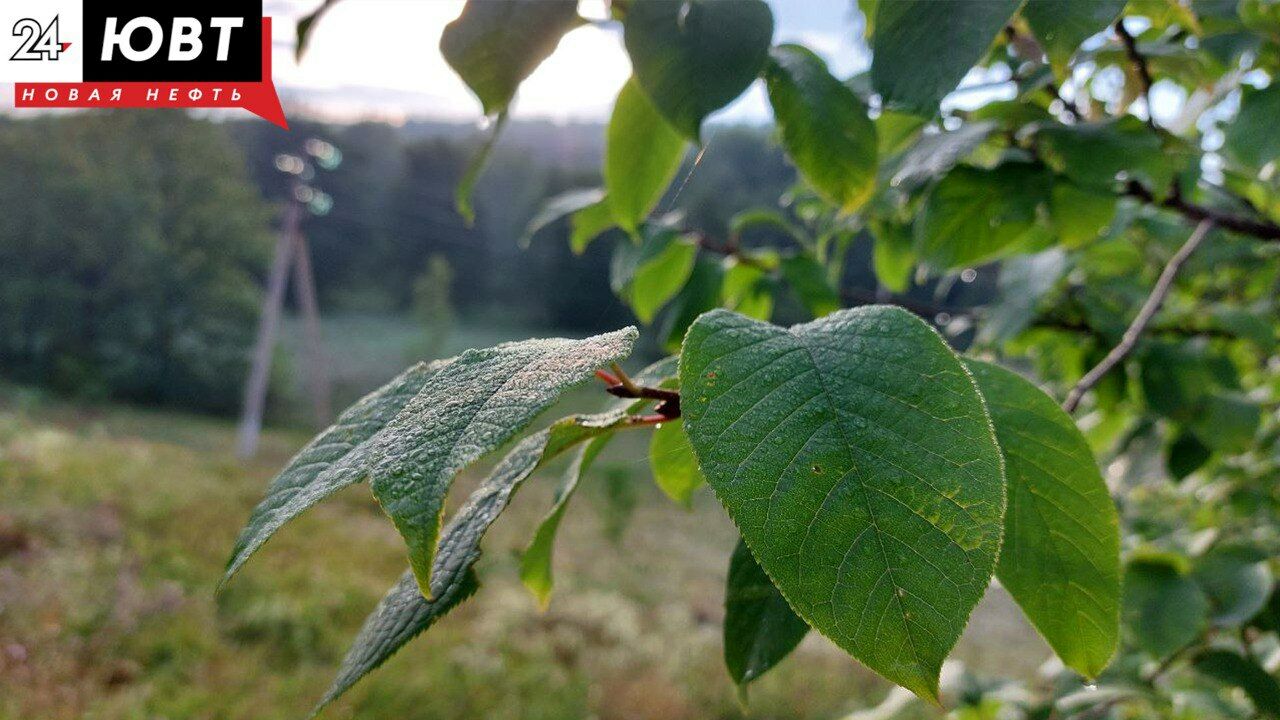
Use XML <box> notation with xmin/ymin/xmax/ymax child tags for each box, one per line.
<box><xmin>237</xmin><ymin>1</ymin><xmax>1280</xmax><ymax>717</ymax></box>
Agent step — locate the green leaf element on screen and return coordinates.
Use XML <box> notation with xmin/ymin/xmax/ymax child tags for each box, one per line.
<box><xmin>916</xmin><ymin>163</ymin><xmax>1052</xmax><ymax>270</ymax></box>
<box><xmin>1166</xmin><ymin>431</ymin><xmax>1211</xmax><ymax>481</ymax></box>
<box><xmin>368</xmin><ymin>328</ymin><xmax>638</xmax><ymax>597</ymax></box>
<box><xmin>978</xmin><ymin>250</ymin><xmax>1068</xmax><ymax>343</ymax></box>
<box><xmin>1034</xmin><ymin>118</ymin><xmax>1187</xmax><ymax>193</ymax></box>
<box><xmin>296</xmin><ymin>0</ymin><xmax>340</xmax><ymax>61</ymax></box>
<box><xmin>886</xmin><ymin>121</ymin><xmax>998</xmax><ymax>194</ymax></box>
<box><xmin>1193</xmin><ymin>650</ymin><xmax>1280</xmax><ymax>718</ymax></box>
<box><xmin>1187</xmin><ymin>393</ymin><xmax>1262</xmax><ymax>453</ymax></box>
<box><xmin>1050</xmin><ymin>183</ymin><xmax>1117</xmax><ymax>248</ymax></box>
<box><xmin>221</xmin><ymin>360</ymin><xmax>448</xmax><ymax>590</ymax></box>
<box><xmin>780</xmin><ymin>254</ymin><xmax>840</xmax><ymax>318</ymax></box>
<box><xmin>1021</xmin><ymin>0</ymin><xmax>1127</xmax><ymax>72</ymax></box>
<box><xmin>649</xmin><ymin>420</ymin><xmax>705</xmax><ymax>507</ymax></box>
<box><xmin>720</xmin><ymin>261</ymin><xmax>775</xmax><ymax>321</ymax></box>
<box><xmin>440</xmin><ymin>0</ymin><xmax>581</xmax><ymax>115</ymax></box>
<box><xmin>316</xmin><ymin>410</ymin><xmax>637</xmax><ymax>714</ymax></box>
<box><xmin>519</xmin><ymin>435</ymin><xmax>614</xmax><ymax>608</ymax></box>
<box><xmin>965</xmin><ymin>359</ymin><xmax>1121</xmax><ymax>679</ymax></box>
<box><xmin>455</xmin><ymin>111</ymin><xmax>508</xmax><ymax>225</ymax></box>
<box><xmin>1224</xmin><ymin>83</ymin><xmax>1280</xmax><ymax>173</ymax></box>
<box><xmin>611</xmin><ymin>228</ymin><xmax>698</xmax><ymax>324</ymax></box>
<box><xmin>764</xmin><ymin>44</ymin><xmax>877</xmax><ymax>213</ymax></box>
<box><xmin>876</xmin><ymin>110</ymin><xmax>929</xmax><ymax>157</ymax></box>
<box><xmin>519</xmin><ymin>358</ymin><xmax>679</xmax><ymax>607</ymax></box>
<box><xmin>1193</xmin><ymin>546</ymin><xmax>1275</xmax><ymax>627</ymax></box>
<box><xmin>570</xmin><ymin>197</ymin><xmax>617</xmax><ymax>254</ymax></box>
<box><xmin>605</xmin><ymin>79</ymin><xmax>688</xmax><ymax>233</ymax></box>
<box><xmin>729</xmin><ymin>209</ymin><xmax>805</xmax><ymax>246</ymax></box>
<box><xmin>870</xmin><ymin>0</ymin><xmax>1022</xmax><ymax>116</ymax></box>
<box><xmin>1139</xmin><ymin>342</ymin><xmax>1215</xmax><ymax>422</ymax></box>
<box><xmin>623</xmin><ymin>0</ymin><xmax>775</xmax><ymax>139</ymax></box>
<box><xmin>1122</xmin><ymin>556</ymin><xmax>1209</xmax><ymax>658</ymax></box>
<box><xmin>659</xmin><ymin>257</ymin><xmax>725</xmax><ymax>352</ymax></box>
<box><xmin>871</xmin><ymin>221</ymin><xmax>915</xmax><ymax>293</ymax></box>
<box><xmin>724</xmin><ymin>539</ymin><xmax>810</xmax><ymax>689</ymax></box>
<box><xmin>680</xmin><ymin>307</ymin><xmax>1006</xmax><ymax>701</ymax></box>
<box><xmin>521</xmin><ymin>188</ymin><xmax>606</xmax><ymax>248</ymax></box>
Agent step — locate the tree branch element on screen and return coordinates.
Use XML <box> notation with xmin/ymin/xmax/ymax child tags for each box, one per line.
<box><xmin>1125</xmin><ymin>181</ymin><xmax>1280</xmax><ymax>242</ymax></box>
<box><xmin>1115</xmin><ymin>19</ymin><xmax>1158</xmax><ymax>130</ymax></box>
<box><xmin>1063</xmin><ymin>220</ymin><xmax>1215</xmax><ymax>412</ymax></box>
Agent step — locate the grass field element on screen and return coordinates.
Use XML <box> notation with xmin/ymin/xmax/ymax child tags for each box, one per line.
<box><xmin>0</xmin><ymin>317</ymin><xmax>1052</xmax><ymax>720</ymax></box>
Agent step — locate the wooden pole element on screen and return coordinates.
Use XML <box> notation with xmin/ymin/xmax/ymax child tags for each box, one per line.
<box><xmin>236</xmin><ymin>197</ymin><xmax>301</xmax><ymax>459</ymax></box>
<box><xmin>291</xmin><ymin>232</ymin><xmax>332</xmax><ymax>426</ymax></box>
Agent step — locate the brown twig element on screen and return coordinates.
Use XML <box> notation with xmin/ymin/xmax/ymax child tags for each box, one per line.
<box><xmin>1115</xmin><ymin>19</ymin><xmax>1158</xmax><ymax>130</ymax></box>
<box><xmin>693</xmin><ymin>233</ymin><xmax>771</xmax><ymax>270</ymax></box>
<box><xmin>1125</xmin><ymin>181</ymin><xmax>1280</xmax><ymax>242</ymax></box>
<box><xmin>1063</xmin><ymin>219</ymin><xmax>1215</xmax><ymax>412</ymax></box>
<box><xmin>601</xmin><ymin>362</ymin><xmax>681</xmax><ymax>420</ymax></box>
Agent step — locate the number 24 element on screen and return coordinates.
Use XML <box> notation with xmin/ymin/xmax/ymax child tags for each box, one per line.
<box><xmin>11</xmin><ymin>17</ymin><xmax>63</xmax><ymax>62</ymax></box>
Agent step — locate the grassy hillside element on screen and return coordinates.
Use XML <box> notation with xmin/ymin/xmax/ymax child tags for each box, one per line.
<box><xmin>0</xmin><ymin>385</ymin><xmax>1047</xmax><ymax>720</ymax></box>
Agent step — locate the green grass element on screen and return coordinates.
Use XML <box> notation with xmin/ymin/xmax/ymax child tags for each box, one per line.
<box><xmin>0</xmin><ymin>367</ymin><xmax>1049</xmax><ymax>719</ymax></box>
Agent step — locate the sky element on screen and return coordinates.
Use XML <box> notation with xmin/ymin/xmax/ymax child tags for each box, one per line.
<box><xmin>266</xmin><ymin>0</ymin><xmax>871</xmax><ymax>125</ymax></box>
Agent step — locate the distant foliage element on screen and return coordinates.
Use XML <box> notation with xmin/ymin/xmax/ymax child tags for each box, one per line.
<box><xmin>0</xmin><ymin>112</ymin><xmax>272</xmax><ymax>412</ymax></box>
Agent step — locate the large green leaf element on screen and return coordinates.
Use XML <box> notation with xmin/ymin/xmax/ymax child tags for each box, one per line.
<box><xmin>649</xmin><ymin>420</ymin><xmax>705</xmax><ymax>507</ymax></box>
<box><xmin>1122</xmin><ymin>555</ymin><xmax>1209</xmax><ymax>658</ymax></box>
<box><xmin>680</xmin><ymin>307</ymin><xmax>1006</xmax><ymax>701</ymax></box>
<box><xmin>916</xmin><ymin>163</ymin><xmax>1052</xmax><ymax>269</ymax></box>
<box><xmin>724</xmin><ymin>539</ymin><xmax>810</xmax><ymax>689</ymax></box>
<box><xmin>764</xmin><ymin>44</ymin><xmax>877</xmax><ymax>213</ymax></box>
<box><xmin>1021</xmin><ymin>0</ymin><xmax>1127</xmax><ymax>71</ymax></box>
<box><xmin>1224</xmin><ymin>83</ymin><xmax>1280</xmax><ymax>173</ymax></box>
<box><xmin>440</xmin><ymin>0</ymin><xmax>581</xmax><ymax>115</ymax></box>
<box><xmin>315</xmin><ymin>410</ymin><xmax>636</xmax><ymax>714</ymax></box>
<box><xmin>368</xmin><ymin>328</ymin><xmax>637</xmax><ymax>596</ymax></box>
<box><xmin>623</xmin><ymin>0</ymin><xmax>775</xmax><ymax>139</ymax></box>
<box><xmin>965</xmin><ymin>360</ymin><xmax>1120</xmax><ymax>679</ymax></box>
<box><xmin>1194</xmin><ymin>650</ymin><xmax>1280</xmax><ymax>718</ymax></box>
<box><xmin>605</xmin><ymin>79</ymin><xmax>688</xmax><ymax>233</ymax></box>
<box><xmin>221</xmin><ymin>360</ymin><xmax>448</xmax><ymax>590</ymax></box>
<box><xmin>870</xmin><ymin>0</ymin><xmax>1022</xmax><ymax>116</ymax></box>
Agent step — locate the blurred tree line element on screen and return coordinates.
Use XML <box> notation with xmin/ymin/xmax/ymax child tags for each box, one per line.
<box><xmin>0</xmin><ymin>112</ymin><xmax>272</xmax><ymax>412</ymax></box>
<box><xmin>0</xmin><ymin>110</ymin><xmax>795</xmax><ymax>413</ymax></box>
<box><xmin>225</xmin><ymin>117</ymin><xmax>797</xmax><ymax>328</ymax></box>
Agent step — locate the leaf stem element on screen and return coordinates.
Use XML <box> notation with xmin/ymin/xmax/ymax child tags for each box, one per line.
<box><xmin>1063</xmin><ymin>219</ymin><xmax>1214</xmax><ymax>412</ymax></box>
<box><xmin>600</xmin><ymin>362</ymin><xmax>681</xmax><ymax>419</ymax></box>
